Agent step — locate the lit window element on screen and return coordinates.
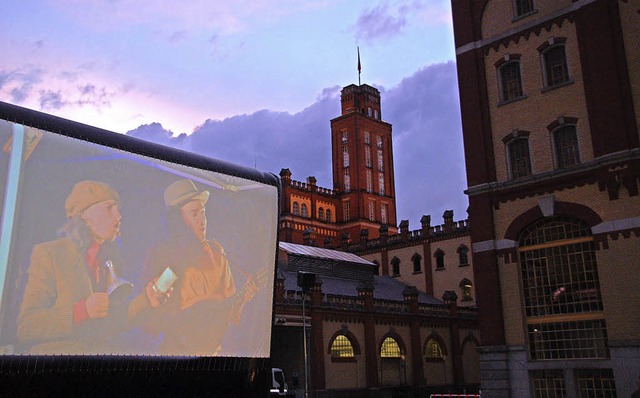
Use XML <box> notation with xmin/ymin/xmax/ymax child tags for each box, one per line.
<box><xmin>412</xmin><ymin>253</ymin><xmax>422</xmax><ymax>273</ymax></box>
<box><xmin>330</xmin><ymin>335</ymin><xmax>355</xmax><ymax>359</ymax></box>
<box><xmin>424</xmin><ymin>338</ymin><xmax>443</xmax><ymax>359</ymax></box>
<box><xmin>576</xmin><ymin>369</ymin><xmax>617</xmax><ymax>397</ymax></box>
<box><xmin>435</xmin><ymin>250</ymin><xmax>445</xmax><ymax>269</ymax></box>
<box><xmin>514</xmin><ymin>0</ymin><xmax>534</xmax><ymax>17</ymax></box>
<box><xmin>292</xmin><ymin>202</ymin><xmax>299</xmax><ymax>215</ymax></box>
<box><xmin>378</xmin><ymin>174</ymin><xmax>385</xmax><ymax>196</ymax></box>
<box><xmin>531</xmin><ymin>370</ymin><xmax>566</xmax><ymax>398</ymax></box>
<box><xmin>381</xmin><ymin>337</ymin><xmax>402</xmax><ymax>358</ymax></box>
<box><xmin>301</xmin><ymin>204</ymin><xmax>308</xmax><ymax>218</ymax></box>
<box><xmin>543</xmin><ymin>45</ymin><xmax>569</xmax><ymax>87</ymax></box>
<box><xmin>318</xmin><ymin>207</ymin><xmax>324</xmax><ymax>220</ymax></box>
<box><xmin>553</xmin><ymin>125</ymin><xmax>579</xmax><ymax>169</ymax></box>
<box><xmin>391</xmin><ymin>257</ymin><xmax>400</xmax><ymax>276</ymax></box>
<box><xmin>457</xmin><ymin>245</ymin><xmax>469</xmax><ymax>266</ymax></box>
<box><xmin>343</xmin><ymin>200</ymin><xmax>351</xmax><ymax>221</ymax></box>
<box><xmin>508</xmin><ymin>137</ymin><xmax>532</xmax><ymax>179</ymax></box>
<box><xmin>459</xmin><ymin>278</ymin><xmax>473</xmax><ymax>301</ymax></box>
<box><xmin>499</xmin><ymin>61</ymin><xmax>524</xmax><ymax>102</ymax></box>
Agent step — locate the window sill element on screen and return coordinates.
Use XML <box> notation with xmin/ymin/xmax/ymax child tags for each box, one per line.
<box><xmin>331</xmin><ymin>357</ymin><xmax>356</xmax><ymax>363</ymax></box>
<box><xmin>512</xmin><ymin>9</ymin><xmax>538</xmax><ymax>22</ymax></box>
<box><xmin>412</xmin><ymin>271</ymin><xmax>423</xmax><ymax>275</ymax></box>
<box><xmin>541</xmin><ymin>79</ymin><xmax>574</xmax><ymax>93</ymax></box>
<box><xmin>435</xmin><ymin>267</ymin><xmax>445</xmax><ymax>271</ymax></box>
<box><xmin>459</xmin><ymin>263</ymin><xmax>470</xmax><ymax>268</ymax></box>
<box><xmin>498</xmin><ymin>95</ymin><xmax>528</xmax><ymax>107</ymax></box>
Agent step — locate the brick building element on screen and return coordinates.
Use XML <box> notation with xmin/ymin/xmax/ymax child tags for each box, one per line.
<box><xmin>451</xmin><ymin>0</ymin><xmax>640</xmax><ymax>396</ymax></box>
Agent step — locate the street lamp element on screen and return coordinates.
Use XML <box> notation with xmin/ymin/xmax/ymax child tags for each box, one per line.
<box><xmin>297</xmin><ymin>271</ymin><xmax>316</xmax><ymax>398</ymax></box>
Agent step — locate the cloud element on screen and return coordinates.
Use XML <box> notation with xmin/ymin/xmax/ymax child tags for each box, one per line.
<box><xmin>354</xmin><ymin>1</ymin><xmax>429</xmax><ymax>43</ymax></box>
<box><xmin>0</xmin><ymin>67</ymin><xmax>45</xmax><ymax>103</ymax></box>
<box><xmin>127</xmin><ymin>61</ymin><xmax>468</xmax><ymax>226</ymax></box>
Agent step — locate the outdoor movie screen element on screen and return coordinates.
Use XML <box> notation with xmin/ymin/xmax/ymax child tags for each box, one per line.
<box><xmin>0</xmin><ymin>117</ymin><xmax>279</xmax><ymax>358</ymax></box>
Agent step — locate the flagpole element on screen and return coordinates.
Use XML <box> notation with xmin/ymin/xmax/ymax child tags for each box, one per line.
<box><xmin>357</xmin><ymin>47</ymin><xmax>361</xmax><ymax>86</ymax></box>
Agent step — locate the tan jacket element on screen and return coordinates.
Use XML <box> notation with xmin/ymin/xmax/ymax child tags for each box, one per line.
<box><xmin>17</xmin><ymin>237</ymin><xmax>149</xmax><ymax>354</ymax></box>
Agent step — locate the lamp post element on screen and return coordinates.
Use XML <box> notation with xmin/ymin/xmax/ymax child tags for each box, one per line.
<box><xmin>297</xmin><ymin>271</ymin><xmax>316</xmax><ymax>398</ymax></box>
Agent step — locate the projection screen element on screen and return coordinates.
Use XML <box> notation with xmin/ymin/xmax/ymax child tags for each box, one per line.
<box><xmin>0</xmin><ymin>107</ymin><xmax>279</xmax><ymax>359</ymax></box>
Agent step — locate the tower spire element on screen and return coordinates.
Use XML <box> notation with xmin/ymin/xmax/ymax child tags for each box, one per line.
<box><xmin>357</xmin><ymin>47</ymin><xmax>361</xmax><ymax>86</ymax></box>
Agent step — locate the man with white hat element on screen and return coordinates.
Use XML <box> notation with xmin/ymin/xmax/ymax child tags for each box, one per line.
<box><xmin>141</xmin><ymin>179</ymin><xmax>259</xmax><ymax>356</ymax></box>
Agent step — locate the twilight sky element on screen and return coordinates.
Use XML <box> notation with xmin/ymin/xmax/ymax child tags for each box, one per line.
<box><xmin>1</xmin><ymin>0</ymin><xmax>469</xmax><ymax>228</ymax></box>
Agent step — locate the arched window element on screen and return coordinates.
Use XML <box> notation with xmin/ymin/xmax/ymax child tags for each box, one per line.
<box><xmin>424</xmin><ymin>338</ymin><xmax>444</xmax><ymax>360</ymax></box>
<box><xmin>411</xmin><ymin>253</ymin><xmax>422</xmax><ymax>273</ymax></box>
<box><xmin>519</xmin><ymin>217</ymin><xmax>607</xmax><ymax>360</ymax></box>
<box><xmin>390</xmin><ymin>257</ymin><xmax>400</xmax><ymax>276</ymax></box>
<box><xmin>499</xmin><ymin>61</ymin><xmax>523</xmax><ymax>102</ymax></box>
<box><xmin>318</xmin><ymin>207</ymin><xmax>324</xmax><ymax>220</ymax></box>
<box><xmin>325</xmin><ymin>209</ymin><xmax>332</xmax><ymax>222</ymax></box>
<box><xmin>553</xmin><ymin>125</ymin><xmax>580</xmax><ymax>169</ymax></box>
<box><xmin>434</xmin><ymin>250</ymin><xmax>445</xmax><ymax>270</ymax></box>
<box><xmin>292</xmin><ymin>202</ymin><xmax>299</xmax><ymax>215</ymax></box>
<box><xmin>459</xmin><ymin>278</ymin><xmax>473</xmax><ymax>301</ymax></box>
<box><xmin>507</xmin><ymin>137</ymin><xmax>532</xmax><ymax>179</ymax></box>
<box><xmin>457</xmin><ymin>245</ymin><xmax>469</xmax><ymax>266</ymax></box>
<box><xmin>300</xmin><ymin>203</ymin><xmax>308</xmax><ymax>218</ymax></box>
<box><xmin>542</xmin><ymin>45</ymin><xmax>569</xmax><ymax>88</ymax></box>
<box><xmin>330</xmin><ymin>334</ymin><xmax>355</xmax><ymax>359</ymax></box>
<box><xmin>380</xmin><ymin>337</ymin><xmax>402</xmax><ymax>358</ymax></box>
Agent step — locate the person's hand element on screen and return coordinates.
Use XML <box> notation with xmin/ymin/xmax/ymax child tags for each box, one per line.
<box><xmin>85</xmin><ymin>292</ymin><xmax>110</xmax><ymax>319</ymax></box>
<box><xmin>242</xmin><ymin>276</ymin><xmax>259</xmax><ymax>303</ymax></box>
<box><xmin>145</xmin><ymin>278</ymin><xmax>173</xmax><ymax>308</ymax></box>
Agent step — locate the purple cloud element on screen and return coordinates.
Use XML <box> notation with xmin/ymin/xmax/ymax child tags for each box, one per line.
<box><xmin>127</xmin><ymin>61</ymin><xmax>468</xmax><ymax>226</ymax></box>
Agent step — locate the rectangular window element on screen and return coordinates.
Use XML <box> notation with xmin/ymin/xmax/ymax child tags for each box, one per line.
<box><xmin>378</xmin><ymin>173</ymin><xmax>385</xmax><ymax>196</ymax></box>
<box><xmin>527</xmin><ymin>320</ymin><xmax>609</xmax><ymax>360</ymax></box>
<box><xmin>554</xmin><ymin>126</ymin><xmax>579</xmax><ymax>169</ymax></box>
<box><xmin>576</xmin><ymin>369</ymin><xmax>617</xmax><ymax>397</ymax></box>
<box><xmin>341</xmin><ymin>130</ymin><xmax>348</xmax><ymax>144</ymax></box>
<box><xmin>366</xmin><ymin>169</ymin><xmax>372</xmax><ymax>193</ymax></box>
<box><xmin>368</xmin><ymin>201</ymin><xmax>375</xmax><ymax>221</ymax></box>
<box><xmin>381</xmin><ymin>203</ymin><xmax>388</xmax><ymax>224</ymax></box>
<box><xmin>342</xmin><ymin>145</ymin><xmax>349</xmax><ymax>167</ymax></box>
<box><xmin>365</xmin><ymin>146</ymin><xmax>372</xmax><ymax>168</ymax></box>
<box><xmin>530</xmin><ymin>370</ymin><xmax>565</xmax><ymax>398</ymax></box>
<box><xmin>377</xmin><ymin>150</ymin><xmax>383</xmax><ymax>171</ymax></box>
<box><xmin>364</xmin><ymin>131</ymin><xmax>371</xmax><ymax>145</ymax></box>
<box><xmin>343</xmin><ymin>200</ymin><xmax>351</xmax><ymax>221</ymax></box>
<box><xmin>514</xmin><ymin>0</ymin><xmax>534</xmax><ymax>16</ymax></box>
<box><xmin>376</xmin><ymin>135</ymin><xmax>382</xmax><ymax>149</ymax></box>
<box><xmin>500</xmin><ymin>62</ymin><xmax>523</xmax><ymax>102</ymax></box>
<box><xmin>509</xmin><ymin>138</ymin><xmax>531</xmax><ymax>179</ymax></box>
<box><xmin>544</xmin><ymin>46</ymin><xmax>569</xmax><ymax>87</ymax></box>
<box><xmin>343</xmin><ymin>168</ymin><xmax>350</xmax><ymax>192</ymax></box>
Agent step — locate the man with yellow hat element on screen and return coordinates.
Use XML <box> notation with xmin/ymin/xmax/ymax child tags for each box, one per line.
<box><xmin>141</xmin><ymin>179</ymin><xmax>259</xmax><ymax>356</ymax></box>
<box><xmin>17</xmin><ymin>180</ymin><xmax>162</xmax><ymax>354</ymax></box>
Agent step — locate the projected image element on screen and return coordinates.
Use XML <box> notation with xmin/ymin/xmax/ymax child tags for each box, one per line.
<box><xmin>0</xmin><ymin>122</ymin><xmax>278</xmax><ymax>358</ymax></box>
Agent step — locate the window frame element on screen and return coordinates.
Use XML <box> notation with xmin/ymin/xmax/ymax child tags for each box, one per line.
<box><xmin>506</xmin><ymin>136</ymin><xmax>532</xmax><ymax>179</ymax></box>
<box><xmin>551</xmin><ymin>124</ymin><xmax>580</xmax><ymax>169</ymax></box>
<box><xmin>497</xmin><ymin>59</ymin><xmax>525</xmax><ymax>104</ymax></box>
